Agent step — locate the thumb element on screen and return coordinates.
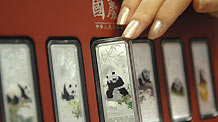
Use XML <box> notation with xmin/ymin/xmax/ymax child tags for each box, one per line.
<box><xmin>210</xmin><ymin>11</ymin><xmax>218</xmax><ymax>17</ymax></box>
<box><xmin>193</xmin><ymin>0</ymin><xmax>218</xmax><ymax>13</ymax></box>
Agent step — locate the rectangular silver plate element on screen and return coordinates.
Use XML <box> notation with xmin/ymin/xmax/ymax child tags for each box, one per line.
<box><xmin>162</xmin><ymin>39</ymin><xmax>191</xmax><ymax>121</ymax></box>
<box><xmin>0</xmin><ymin>43</ymin><xmax>38</xmax><ymax>122</ymax></box>
<box><xmin>95</xmin><ymin>39</ymin><xmax>138</xmax><ymax>122</ymax></box>
<box><xmin>191</xmin><ymin>39</ymin><xmax>218</xmax><ymax>118</ymax></box>
<box><xmin>132</xmin><ymin>41</ymin><xmax>161</xmax><ymax>122</ymax></box>
<box><xmin>49</xmin><ymin>42</ymin><xmax>86</xmax><ymax>122</ymax></box>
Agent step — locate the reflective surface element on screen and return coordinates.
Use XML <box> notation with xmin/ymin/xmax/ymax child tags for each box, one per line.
<box><xmin>50</xmin><ymin>44</ymin><xmax>86</xmax><ymax>122</ymax></box>
<box><xmin>0</xmin><ymin>44</ymin><xmax>38</xmax><ymax>122</ymax></box>
<box><xmin>191</xmin><ymin>39</ymin><xmax>217</xmax><ymax>118</ymax></box>
<box><xmin>132</xmin><ymin>42</ymin><xmax>161</xmax><ymax>122</ymax></box>
<box><xmin>96</xmin><ymin>41</ymin><xmax>137</xmax><ymax>122</ymax></box>
<box><xmin>162</xmin><ymin>40</ymin><xmax>191</xmax><ymax>121</ymax></box>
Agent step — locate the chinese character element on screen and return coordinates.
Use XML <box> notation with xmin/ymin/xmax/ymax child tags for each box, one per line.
<box><xmin>107</xmin><ymin>0</ymin><xmax>118</xmax><ymax>20</ymax></box>
<box><xmin>93</xmin><ymin>0</ymin><xmax>105</xmax><ymax>20</ymax></box>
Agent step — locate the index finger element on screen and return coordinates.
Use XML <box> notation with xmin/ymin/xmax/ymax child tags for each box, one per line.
<box><xmin>117</xmin><ymin>0</ymin><xmax>141</xmax><ymax>25</ymax></box>
<box><xmin>193</xmin><ymin>0</ymin><xmax>218</xmax><ymax>13</ymax></box>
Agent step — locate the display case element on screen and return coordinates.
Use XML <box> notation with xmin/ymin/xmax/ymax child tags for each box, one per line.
<box><xmin>0</xmin><ymin>0</ymin><xmax>217</xmax><ymax>122</ymax></box>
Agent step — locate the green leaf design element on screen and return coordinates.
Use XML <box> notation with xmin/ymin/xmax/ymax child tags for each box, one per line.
<box><xmin>68</xmin><ymin>99</ymin><xmax>81</xmax><ymax>119</ymax></box>
<box><xmin>115</xmin><ymin>84</ymin><xmax>133</xmax><ymax>109</ymax></box>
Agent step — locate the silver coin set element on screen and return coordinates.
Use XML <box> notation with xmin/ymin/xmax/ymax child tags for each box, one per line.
<box><xmin>0</xmin><ymin>37</ymin><xmax>217</xmax><ymax>122</ymax></box>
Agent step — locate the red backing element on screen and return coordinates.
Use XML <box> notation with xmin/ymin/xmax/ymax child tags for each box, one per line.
<box><xmin>0</xmin><ymin>1</ymin><xmax>217</xmax><ymax>122</ymax></box>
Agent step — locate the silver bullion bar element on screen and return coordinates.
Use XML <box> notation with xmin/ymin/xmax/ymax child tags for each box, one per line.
<box><xmin>132</xmin><ymin>40</ymin><xmax>161</xmax><ymax>122</ymax></box>
<box><xmin>191</xmin><ymin>39</ymin><xmax>218</xmax><ymax>118</ymax></box>
<box><xmin>162</xmin><ymin>39</ymin><xmax>191</xmax><ymax>121</ymax></box>
<box><xmin>0</xmin><ymin>44</ymin><xmax>38</xmax><ymax>122</ymax></box>
<box><xmin>50</xmin><ymin>43</ymin><xmax>86</xmax><ymax>122</ymax></box>
<box><xmin>95</xmin><ymin>38</ymin><xmax>138</xmax><ymax>122</ymax></box>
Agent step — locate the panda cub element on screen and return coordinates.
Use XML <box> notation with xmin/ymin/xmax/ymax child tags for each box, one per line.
<box><xmin>7</xmin><ymin>84</ymin><xmax>30</xmax><ymax>105</ymax></box>
<box><xmin>138</xmin><ymin>69</ymin><xmax>154</xmax><ymax>101</ymax></box>
<box><xmin>62</xmin><ymin>82</ymin><xmax>78</xmax><ymax>101</ymax></box>
<box><xmin>106</xmin><ymin>72</ymin><xmax>129</xmax><ymax>101</ymax></box>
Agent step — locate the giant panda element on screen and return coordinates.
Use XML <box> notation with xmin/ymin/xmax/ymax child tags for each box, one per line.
<box><xmin>6</xmin><ymin>84</ymin><xmax>30</xmax><ymax>105</ymax></box>
<box><xmin>137</xmin><ymin>69</ymin><xmax>154</xmax><ymax>101</ymax></box>
<box><xmin>171</xmin><ymin>78</ymin><xmax>184</xmax><ymax>96</ymax></box>
<box><xmin>106</xmin><ymin>72</ymin><xmax>129</xmax><ymax>101</ymax></box>
<box><xmin>62</xmin><ymin>82</ymin><xmax>78</xmax><ymax>101</ymax></box>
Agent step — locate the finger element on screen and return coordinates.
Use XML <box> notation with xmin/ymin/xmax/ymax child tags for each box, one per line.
<box><xmin>210</xmin><ymin>11</ymin><xmax>218</xmax><ymax>18</ymax></box>
<box><xmin>117</xmin><ymin>0</ymin><xmax>141</xmax><ymax>25</ymax></box>
<box><xmin>193</xmin><ymin>0</ymin><xmax>218</xmax><ymax>13</ymax></box>
<box><xmin>148</xmin><ymin>0</ymin><xmax>191</xmax><ymax>40</ymax></box>
<box><xmin>122</xmin><ymin>0</ymin><xmax>164</xmax><ymax>39</ymax></box>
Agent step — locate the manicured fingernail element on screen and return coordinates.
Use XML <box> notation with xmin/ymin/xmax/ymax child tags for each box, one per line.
<box><xmin>199</xmin><ymin>0</ymin><xmax>211</xmax><ymax>9</ymax></box>
<box><xmin>117</xmin><ymin>7</ymin><xmax>130</xmax><ymax>25</ymax></box>
<box><xmin>148</xmin><ymin>20</ymin><xmax>162</xmax><ymax>40</ymax></box>
<box><xmin>122</xmin><ymin>20</ymin><xmax>139</xmax><ymax>38</ymax></box>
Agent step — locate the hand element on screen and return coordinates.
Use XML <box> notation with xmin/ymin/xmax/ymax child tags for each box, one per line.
<box><xmin>116</xmin><ymin>0</ymin><xmax>191</xmax><ymax>39</ymax></box>
<box><xmin>193</xmin><ymin>0</ymin><xmax>218</xmax><ymax>18</ymax></box>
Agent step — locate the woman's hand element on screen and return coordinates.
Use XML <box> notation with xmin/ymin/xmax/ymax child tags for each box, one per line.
<box><xmin>117</xmin><ymin>0</ymin><xmax>192</xmax><ymax>39</ymax></box>
<box><xmin>193</xmin><ymin>0</ymin><xmax>218</xmax><ymax>18</ymax></box>
<box><xmin>117</xmin><ymin>0</ymin><xmax>218</xmax><ymax>40</ymax></box>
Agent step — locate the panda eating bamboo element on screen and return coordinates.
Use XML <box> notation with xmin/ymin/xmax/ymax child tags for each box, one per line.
<box><xmin>106</xmin><ymin>72</ymin><xmax>129</xmax><ymax>101</ymax></box>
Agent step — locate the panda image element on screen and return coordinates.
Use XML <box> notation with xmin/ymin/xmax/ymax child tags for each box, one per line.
<box><xmin>106</xmin><ymin>72</ymin><xmax>129</xmax><ymax>101</ymax></box>
<box><xmin>137</xmin><ymin>69</ymin><xmax>154</xmax><ymax>101</ymax></box>
<box><xmin>171</xmin><ymin>78</ymin><xmax>184</xmax><ymax>96</ymax></box>
<box><xmin>7</xmin><ymin>84</ymin><xmax>30</xmax><ymax>105</ymax></box>
<box><xmin>62</xmin><ymin>82</ymin><xmax>78</xmax><ymax>101</ymax></box>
